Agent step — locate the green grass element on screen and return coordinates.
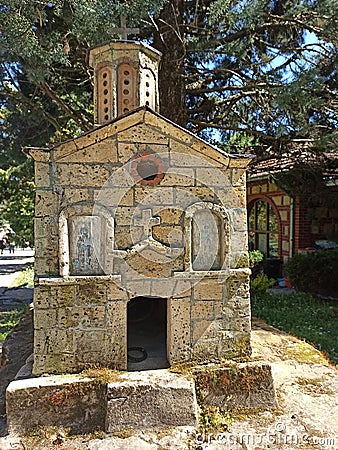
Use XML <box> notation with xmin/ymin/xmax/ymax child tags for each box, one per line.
<box><xmin>9</xmin><ymin>265</ymin><xmax>34</xmax><ymax>287</ymax></box>
<box><xmin>251</xmin><ymin>291</ymin><xmax>338</xmax><ymax>365</ymax></box>
<box><xmin>0</xmin><ymin>304</ymin><xmax>28</xmax><ymax>340</ymax></box>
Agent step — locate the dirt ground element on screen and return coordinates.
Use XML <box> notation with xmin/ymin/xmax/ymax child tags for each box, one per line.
<box><xmin>0</xmin><ymin>315</ymin><xmax>337</xmax><ymax>450</ymax></box>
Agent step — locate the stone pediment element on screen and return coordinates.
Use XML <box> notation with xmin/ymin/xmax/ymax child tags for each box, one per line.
<box><xmin>25</xmin><ymin>107</ymin><xmax>253</xmax><ymax>169</ymax></box>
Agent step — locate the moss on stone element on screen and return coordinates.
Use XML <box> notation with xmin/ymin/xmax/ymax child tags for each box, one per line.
<box><xmin>283</xmin><ymin>340</ymin><xmax>330</xmax><ymax>365</ymax></box>
<box><xmin>235</xmin><ymin>254</ymin><xmax>249</xmax><ymax>269</ymax></box>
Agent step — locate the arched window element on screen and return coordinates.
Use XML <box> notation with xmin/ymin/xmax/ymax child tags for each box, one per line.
<box><xmin>117</xmin><ymin>63</ymin><xmax>137</xmax><ymax>115</ymax></box>
<box><xmin>97</xmin><ymin>66</ymin><xmax>112</xmax><ymax>123</ymax></box>
<box><xmin>248</xmin><ymin>200</ymin><xmax>278</xmax><ymax>258</ymax></box>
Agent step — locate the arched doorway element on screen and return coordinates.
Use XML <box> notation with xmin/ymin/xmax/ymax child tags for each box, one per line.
<box><xmin>127</xmin><ymin>296</ymin><xmax>169</xmax><ymax>371</ymax></box>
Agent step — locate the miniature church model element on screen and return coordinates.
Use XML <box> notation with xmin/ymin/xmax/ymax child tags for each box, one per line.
<box><xmin>26</xmin><ymin>35</ymin><xmax>253</xmax><ymax>375</ymax></box>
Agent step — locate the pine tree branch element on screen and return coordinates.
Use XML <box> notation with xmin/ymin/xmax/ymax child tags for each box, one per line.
<box><xmin>38</xmin><ymin>82</ymin><xmax>92</xmax><ymax>131</ymax></box>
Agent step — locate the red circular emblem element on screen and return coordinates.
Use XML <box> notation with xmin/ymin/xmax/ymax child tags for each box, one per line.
<box><xmin>130</xmin><ymin>151</ymin><xmax>166</xmax><ymax>187</ymax></box>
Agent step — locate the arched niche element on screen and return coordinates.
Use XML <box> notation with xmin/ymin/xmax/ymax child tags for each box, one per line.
<box><xmin>59</xmin><ymin>203</ymin><xmax>114</xmax><ymax>276</ymax></box>
<box><xmin>117</xmin><ymin>62</ymin><xmax>137</xmax><ymax>115</ymax></box>
<box><xmin>185</xmin><ymin>202</ymin><xmax>230</xmax><ymax>272</ymax></box>
<box><xmin>140</xmin><ymin>67</ymin><xmax>157</xmax><ymax>110</ymax></box>
<box><xmin>97</xmin><ymin>65</ymin><xmax>113</xmax><ymax>123</ymax></box>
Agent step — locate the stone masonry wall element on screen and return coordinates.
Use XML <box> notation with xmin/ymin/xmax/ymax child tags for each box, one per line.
<box><xmin>30</xmin><ymin>108</ymin><xmax>252</xmax><ymax>375</ymax></box>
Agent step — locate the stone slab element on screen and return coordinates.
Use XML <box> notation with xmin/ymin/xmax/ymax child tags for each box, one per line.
<box><xmin>6</xmin><ymin>375</ymin><xmax>106</xmax><ymax>435</ymax></box>
<box><xmin>194</xmin><ymin>362</ymin><xmax>278</xmax><ymax>409</ymax></box>
<box><xmin>106</xmin><ymin>369</ymin><xmax>198</xmax><ymax>432</ymax></box>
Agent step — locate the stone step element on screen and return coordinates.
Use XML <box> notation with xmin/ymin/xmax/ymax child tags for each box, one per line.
<box><xmin>6</xmin><ymin>369</ymin><xmax>198</xmax><ymax>435</ymax></box>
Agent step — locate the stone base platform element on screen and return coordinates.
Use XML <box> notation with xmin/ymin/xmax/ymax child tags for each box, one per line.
<box><xmin>6</xmin><ymin>363</ymin><xmax>277</xmax><ymax>436</ymax></box>
<box><xmin>6</xmin><ymin>369</ymin><xmax>198</xmax><ymax>436</ymax></box>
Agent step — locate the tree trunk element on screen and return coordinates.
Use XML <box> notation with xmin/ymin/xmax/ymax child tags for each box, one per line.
<box><xmin>153</xmin><ymin>0</ymin><xmax>188</xmax><ymax>127</ymax></box>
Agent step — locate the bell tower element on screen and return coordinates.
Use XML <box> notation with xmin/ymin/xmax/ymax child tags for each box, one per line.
<box><xmin>89</xmin><ymin>36</ymin><xmax>161</xmax><ymax>125</ymax></box>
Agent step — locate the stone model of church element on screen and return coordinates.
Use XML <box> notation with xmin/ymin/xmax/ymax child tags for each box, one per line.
<box><xmin>26</xmin><ymin>38</ymin><xmax>253</xmax><ymax>375</ymax></box>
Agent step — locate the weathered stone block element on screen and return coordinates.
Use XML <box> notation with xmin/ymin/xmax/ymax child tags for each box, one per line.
<box><xmin>35</xmin><ymin>190</ymin><xmax>60</xmax><ymax>217</ymax></box>
<box><xmin>34</xmin><ymin>162</ymin><xmax>50</xmax><ymax>188</ymax></box>
<box><xmin>6</xmin><ymin>376</ymin><xmax>106</xmax><ymax>435</ymax></box>
<box><xmin>75</xmin><ymin>284</ymin><xmax>107</xmax><ymax>306</ymax></box>
<box><xmin>74</xmin><ymin>330</ymin><xmax>106</xmax><ymax>354</ymax></box>
<box><xmin>194</xmin><ymin>280</ymin><xmax>223</xmax><ymax>300</ymax></box>
<box><xmin>49</xmin><ymin>285</ymin><xmax>76</xmax><ymax>308</ymax></box>
<box><xmin>231</xmin><ymin>168</ymin><xmax>246</xmax><ymax>187</ymax></box>
<box><xmin>34</xmin><ymin>256</ymin><xmax>59</xmax><ymax>276</ymax></box>
<box><xmin>117</xmin><ymin>142</ymin><xmax>138</xmax><ymax>163</ymax></box>
<box><xmin>225</xmin><ymin>272</ymin><xmax>250</xmax><ymax>298</ymax></box>
<box><xmin>171</xmin><ymin>279</ymin><xmax>192</xmax><ymax>298</ymax></box>
<box><xmin>114</xmin><ymin>206</ymin><xmax>136</xmax><ymax>226</ymax></box>
<box><xmin>34</xmin><ymin>309</ymin><xmax>57</xmax><ymax>329</ymax></box>
<box><xmin>196</xmin><ymin>167</ymin><xmax>230</xmax><ymax>187</ymax></box>
<box><xmin>167</xmin><ymin>297</ymin><xmax>191</xmax><ymax>364</ymax></box>
<box><xmin>34</xmin><ymin>216</ymin><xmax>58</xmax><ymax>239</ymax></box>
<box><xmin>115</xmin><ymin>226</ymin><xmax>144</xmax><ymax>249</ymax></box>
<box><xmin>233</xmin><ymin>186</ymin><xmax>246</xmax><ymax>207</ymax></box>
<box><xmin>170</xmin><ymin>139</ymin><xmax>223</xmax><ymax>167</ymax></box>
<box><xmin>55</xmin><ymin>163</ymin><xmax>110</xmax><ymax>186</ymax></box>
<box><xmin>215</xmin><ymin>186</ymin><xmax>243</xmax><ymax>208</ymax></box>
<box><xmin>107</xmin><ymin>282</ymin><xmax>130</xmax><ymax>301</ymax></box>
<box><xmin>160</xmin><ymin>168</ymin><xmax>195</xmax><ymax>186</ymax></box>
<box><xmin>34</xmin><ymin>235</ymin><xmax>58</xmax><ymax>260</ymax></box>
<box><xmin>192</xmin><ymin>318</ymin><xmax>222</xmax><ymax>342</ymax></box>
<box><xmin>126</xmin><ymin>251</ymin><xmax>173</xmax><ymax>278</ymax></box>
<box><xmin>34</xmin><ymin>286</ymin><xmax>50</xmax><ymax>308</ymax></box>
<box><xmin>152</xmin><ymin>224</ymin><xmax>183</xmax><ymax>246</ymax></box>
<box><xmin>145</xmin><ymin>112</ymin><xmax>192</xmax><ymax>144</ymax></box>
<box><xmin>62</xmin><ymin>188</ymin><xmax>90</xmax><ymax>203</ymax></box>
<box><xmin>174</xmin><ymin>186</ymin><xmax>215</xmax><ymax>206</ymax></box>
<box><xmin>117</xmin><ymin>123</ymin><xmax>169</xmax><ymax>144</ymax></box>
<box><xmin>58</xmin><ymin>140</ymin><xmax>118</xmax><ymax>163</ymax></box>
<box><xmin>150</xmin><ymin>278</ymin><xmax>176</xmax><ymax>297</ymax></box>
<box><xmin>194</xmin><ymin>363</ymin><xmax>278</xmax><ymax>409</ymax></box>
<box><xmin>106</xmin><ymin>370</ymin><xmax>198</xmax><ymax>432</ymax></box>
<box><xmin>93</xmin><ymin>187</ymin><xmax>134</xmax><ymax>206</ymax></box>
<box><xmin>192</xmin><ymin>340</ymin><xmax>220</xmax><ymax>362</ymax></box>
<box><xmin>191</xmin><ymin>139</ymin><xmax>230</xmax><ymax>166</ymax></box>
<box><xmin>33</xmin><ymin>353</ymin><xmax>77</xmax><ymax>375</ymax></box>
<box><xmin>156</xmin><ymin>207</ymin><xmax>183</xmax><ymax>224</ymax></box>
<box><xmin>123</xmin><ymin>279</ymin><xmax>152</xmax><ymax>297</ymax></box>
<box><xmin>191</xmin><ymin>300</ymin><xmax>214</xmax><ymax>319</ymax></box>
<box><xmin>57</xmin><ymin>305</ymin><xmax>106</xmax><ymax>329</ymax></box>
<box><xmin>134</xmin><ymin>186</ymin><xmax>174</xmax><ymax>205</ymax></box>
<box><xmin>39</xmin><ymin>329</ymin><xmax>74</xmax><ymax>355</ymax></box>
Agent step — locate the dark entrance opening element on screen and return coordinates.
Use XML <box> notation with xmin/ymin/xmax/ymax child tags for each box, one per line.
<box><xmin>127</xmin><ymin>296</ymin><xmax>169</xmax><ymax>371</ymax></box>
